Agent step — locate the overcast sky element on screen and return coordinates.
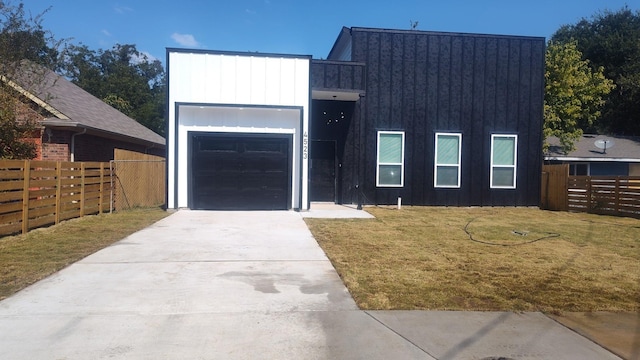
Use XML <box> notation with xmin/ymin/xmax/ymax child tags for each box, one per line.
<box><xmin>26</xmin><ymin>0</ymin><xmax>640</xmax><ymax>62</ymax></box>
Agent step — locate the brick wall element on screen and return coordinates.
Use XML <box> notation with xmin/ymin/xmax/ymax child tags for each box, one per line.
<box><xmin>41</xmin><ymin>129</ymin><xmax>72</xmax><ymax>161</ymax></box>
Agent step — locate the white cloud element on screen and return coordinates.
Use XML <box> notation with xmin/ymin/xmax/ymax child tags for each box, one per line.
<box><xmin>114</xmin><ymin>5</ymin><xmax>133</xmax><ymax>14</ymax></box>
<box><xmin>171</xmin><ymin>33</ymin><xmax>200</xmax><ymax>47</ymax></box>
<box><xmin>101</xmin><ymin>29</ymin><xmax>112</xmax><ymax>37</ymax></box>
<box><xmin>245</xmin><ymin>8</ymin><xmax>257</xmax><ymax>14</ymax></box>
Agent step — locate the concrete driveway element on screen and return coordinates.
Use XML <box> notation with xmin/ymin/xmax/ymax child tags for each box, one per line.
<box><xmin>0</xmin><ymin>210</ymin><xmax>622</xmax><ymax>359</ymax></box>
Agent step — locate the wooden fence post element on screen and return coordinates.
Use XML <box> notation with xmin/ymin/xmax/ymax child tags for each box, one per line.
<box><xmin>615</xmin><ymin>177</ymin><xmax>620</xmax><ymax>214</ymax></box>
<box><xmin>21</xmin><ymin>160</ymin><xmax>31</xmax><ymax>234</ymax></box>
<box><xmin>99</xmin><ymin>163</ymin><xmax>105</xmax><ymax>214</ymax></box>
<box><xmin>586</xmin><ymin>176</ymin><xmax>592</xmax><ymax>211</ymax></box>
<box><xmin>80</xmin><ymin>163</ymin><xmax>86</xmax><ymax>217</ymax></box>
<box><xmin>55</xmin><ymin>161</ymin><xmax>62</xmax><ymax>224</ymax></box>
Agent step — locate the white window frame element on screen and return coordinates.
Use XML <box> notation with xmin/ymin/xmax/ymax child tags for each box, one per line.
<box><xmin>490</xmin><ymin>134</ymin><xmax>518</xmax><ymax>189</ymax></box>
<box><xmin>376</xmin><ymin>131</ymin><xmax>405</xmax><ymax>187</ymax></box>
<box><xmin>434</xmin><ymin>132</ymin><xmax>462</xmax><ymax>188</ymax></box>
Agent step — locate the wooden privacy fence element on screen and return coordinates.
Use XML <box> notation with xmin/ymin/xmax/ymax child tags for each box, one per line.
<box><xmin>111</xmin><ymin>149</ymin><xmax>165</xmax><ymax>211</ymax></box>
<box><xmin>541</xmin><ymin>164</ymin><xmax>568</xmax><ymax>211</ymax></box>
<box><xmin>0</xmin><ymin>160</ymin><xmax>111</xmax><ymax>236</ymax></box>
<box><xmin>542</xmin><ymin>164</ymin><xmax>640</xmax><ymax>218</ymax></box>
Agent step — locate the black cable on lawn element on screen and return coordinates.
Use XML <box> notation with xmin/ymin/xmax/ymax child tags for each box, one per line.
<box><xmin>464</xmin><ymin>216</ymin><xmax>560</xmax><ymax>246</ymax></box>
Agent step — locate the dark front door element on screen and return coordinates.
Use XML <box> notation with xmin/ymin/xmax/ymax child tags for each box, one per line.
<box><xmin>310</xmin><ymin>140</ymin><xmax>336</xmax><ymax>202</ymax></box>
<box><xmin>190</xmin><ymin>133</ymin><xmax>291</xmax><ymax>210</ymax></box>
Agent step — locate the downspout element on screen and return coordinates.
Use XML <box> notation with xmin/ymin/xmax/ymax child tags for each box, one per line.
<box><xmin>70</xmin><ymin>128</ymin><xmax>87</xmax><ymax>162</ymax></box>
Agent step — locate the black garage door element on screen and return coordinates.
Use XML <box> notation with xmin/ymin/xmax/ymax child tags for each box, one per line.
<box><xmin>190</xmin><ymin>133</ymin><xmax>292</xmax><ymax>210</ymax></box>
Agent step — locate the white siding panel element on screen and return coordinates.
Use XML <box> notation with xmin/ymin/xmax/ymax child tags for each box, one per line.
<box><xmin>204</xmin><ymin>54</ymin><xmax>222</xmax><ymax>102</ymax></box>
<box><xmin>188</xmin><ymin>54</ymin><xmax>207</xmax><ymax>102</ymax></box>
<box><xmin>295</xmin><ymin>58</ymin><xmax>311</xmax><ymax>105</ymax></box>
<box><xmin>219</xmin><ymin>55</ymin><xmax>237</xmax><ymax>103</ymax></box>
<box><xmin>265</xmin><ymin>58</ymin><xmax>282</xmax><ymax>104</ymax></box>
<box><xmin>235</xmin><ymin>56</ymin><xmax>252</xmax><ymax>104</ymax></box>
<box><xmin>250</xmin><ymin>57</ymin><xmax>267</xmax><ymax>104</ymax></box>
<box><xmin>279</xmin><ymin>58</ymin><xmax>296</xmax><ymax>104</ymax></box>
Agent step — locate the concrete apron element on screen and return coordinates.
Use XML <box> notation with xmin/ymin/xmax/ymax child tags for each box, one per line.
<box><xmin>0</xmin><ymin>210</ymin><xmax>621</xmax><ymax>360</ymax></box>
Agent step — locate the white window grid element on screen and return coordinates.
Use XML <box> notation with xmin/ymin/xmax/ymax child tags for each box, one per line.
<box><xmin>490</xmin><ymin>134</ymin><xmax>518</xmax><ymax>189</ymax></box>
<box><xmin>434</xmin><ymin>132</ymin><xmax>462</xmax><ymax>188</ymax></box>
<box><xmin>376</xmin><ymin>131</ymin><xmax>405</xmax><ymax>187</ymax></box>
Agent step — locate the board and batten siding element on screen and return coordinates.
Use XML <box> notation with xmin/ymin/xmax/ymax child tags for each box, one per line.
<box><xmin>310</xmin><ymin>60</ymin><xmax>366</xmax><ymax>92</ymax></box>
<box><xmin>167</xmin><ymin>50</ymin><xmax>311</xmax><ymax>210</ymax></box>
<box><xmin>341</xmin><ymin>28</ymin><xmax>545</xmax><ymax>206</ymax></box>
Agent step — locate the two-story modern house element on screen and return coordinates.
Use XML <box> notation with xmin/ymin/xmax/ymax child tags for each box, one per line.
<box><xmin>166</xmin><ymin>26</ymin><xmax>545</xmax><ymax>210</ymax></box>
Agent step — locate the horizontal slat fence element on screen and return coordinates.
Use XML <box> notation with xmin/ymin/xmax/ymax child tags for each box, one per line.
<box><xmin>0</xmin><ymin>160</ymin><xmax>112</xmax><ymax>236</ymax></box>
<box><xmin>568</xmin><ymin>176</ymin><xmax>640</xmax><ymax>218</ymax></box>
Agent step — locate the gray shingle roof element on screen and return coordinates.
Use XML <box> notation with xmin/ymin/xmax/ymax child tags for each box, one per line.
<box><xmin>10</xmin><ymin>62</ymin><xmax>165</xmax><ymax>147</ymax></box>
<box><xmin>545</xmin><ymin>134</ymin><xmax>640</xmax><ymax>161</ymax></box>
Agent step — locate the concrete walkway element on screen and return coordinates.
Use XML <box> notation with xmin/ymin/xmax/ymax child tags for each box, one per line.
<box><xmin>0</xmin><ymin>210</ymin><xmax>623</xmax><ymax>359</ymax></box>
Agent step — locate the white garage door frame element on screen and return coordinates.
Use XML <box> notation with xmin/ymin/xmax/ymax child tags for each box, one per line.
<box><xmin>176</xmin><ymin>103</ymin><xmax>305</xmax><ymax>210</ymax></box>
<box><xmin>167</xmin><ymin>49</ymin><xmax>311</xmax><ymax>210</ymax></box>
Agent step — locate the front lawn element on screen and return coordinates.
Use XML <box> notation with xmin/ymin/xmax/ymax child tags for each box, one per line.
<box><xmin>305</xmin><ymin>206</ymin><xmax>640</xmax><ymax>313</ymax></box>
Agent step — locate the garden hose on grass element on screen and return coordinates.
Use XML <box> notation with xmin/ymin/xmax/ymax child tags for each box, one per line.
<box><xmin>464</xmin><ymin>216</ymin><xmax>561</xmax><ymax>246</ymax></box>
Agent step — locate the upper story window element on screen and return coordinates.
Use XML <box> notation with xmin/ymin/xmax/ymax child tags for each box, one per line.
<box><xmin>490</xmin><ymin>134</ymin><xmax>518</xmax><ymax>189</ymax></box>
<box><xmin>434</xmin><ymin>133</ymin><xmax>462</xmax><ymax>188</ymax></box>
<box><xmin>376</xmin><ymin>131</ymin><xmax>405</xmax><ymax>187</ymax></box>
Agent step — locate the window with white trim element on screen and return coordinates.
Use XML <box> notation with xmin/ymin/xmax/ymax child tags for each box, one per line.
<box><xmin>376</xmin><ymin>131</ymin><xmax>405</xmax><ymax>187</ymax></box>
<box><xmin>490</xmin><ymin>134</ymin><xmax>517</xmax><ymax>188</ymax></box>
<box><xmin>434</xmin><ymin>133</ymin><xmax>462</xmax><ymax>188</ymax></box>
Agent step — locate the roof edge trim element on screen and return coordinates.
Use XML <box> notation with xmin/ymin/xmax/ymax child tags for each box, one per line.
<box><xmin>350</xmin><ymin>26</ymin><xmax>546</xmax><ymax>41</ymax></box>
<box><xmin>42</xmin><ymin>120</ymin><xmax>165</xmax><ymax>147</ymax></box>
<box><xmin>167</xmin><ymin>48</ymin><xmax>312</xmax><ymax>60</ymax></box>
<box><xmin>0</xmin><ymin>75</ymin><xmax>70</xmax><ymax>120</ymax></box>
<box><xmin>545</xmin><ymin>156</ymin><xmax>640</xmax><ymax>163</ymax></box>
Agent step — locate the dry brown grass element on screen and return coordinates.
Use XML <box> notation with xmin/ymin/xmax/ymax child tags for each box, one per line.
<box><xmin>0</xmin><ymin>208</ymin><xmax>169</xmax><ymax>300</ymax></box>
<box><xmin>305</xmin><ymin>206</ymin><xmax>640</xmax><ymax>313</ymax></box>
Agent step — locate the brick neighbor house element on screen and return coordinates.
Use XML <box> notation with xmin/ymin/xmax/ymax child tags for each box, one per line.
<box><xmin>3</xmin><ymin>61</ymin><xmax>165</xmax><ymax>161</ymax></box>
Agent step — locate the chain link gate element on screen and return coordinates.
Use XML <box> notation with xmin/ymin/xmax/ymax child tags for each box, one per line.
<box><xmin>110</xmin><ymin>158</ymin><xmax>165</xmax><ymax>211</ymax></box>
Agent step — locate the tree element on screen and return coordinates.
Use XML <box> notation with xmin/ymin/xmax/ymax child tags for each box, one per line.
<box><xmin>544</xmin><ymin>41</ymin><xmax>614</xmax><ymax>153</ymax></box>
<box><xmin>0</xmin><ymin>0</ymin><xmax>61</xmax><ymax>159</ymax></box>
<box><xmin>0</xmin><ymin>86</ymin><xmax>39</xmax><ymax>159</ymax></box>
<box><xmin>61</xmin><ymin>44</ymin><xmax>166</xmax><ymax>136</ymax></box>
<box><xmin>0</xmin><ymin>1</ymin><xmax>60</xmax><ymax>72</ymax></box>
<box><xmin>552</xmin><ymin>7</ymin><xmax>640</xmax><ymax>135</ymax></box>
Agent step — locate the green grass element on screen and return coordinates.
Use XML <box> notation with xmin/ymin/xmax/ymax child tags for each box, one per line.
<box><xmin>0</xmin><ymin>207</ymin><xmax>169</xmax><ymax>300</ymax></box>
<box><xmin>305</xmin><ymin>206</ymin><xmax>640</xmax><ymax>313</ymax></box>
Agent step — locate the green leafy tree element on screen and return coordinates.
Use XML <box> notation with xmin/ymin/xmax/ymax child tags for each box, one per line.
<box><xmin>544</xmin><ymin>41</ymin><xmax>614</xmax><ymax>153</ymax></box>
<box><xmin>0</xmin><ymin>87</ymin><xmax>38</xmax><ymax>159</ymax></box>
<box><xmin>552</xmin><ymin>7</ymin><xmax>640</xmax><ymax>135</ymax></box>
<box><xmin>0</xmin><ymin>0</ymin><xmax>61</xmax><ymax>159</ymax></box>
<box><xmin>61</xmin><ymin>44</ymin><xmax>166</xmax><ymax>136</ymax></box>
